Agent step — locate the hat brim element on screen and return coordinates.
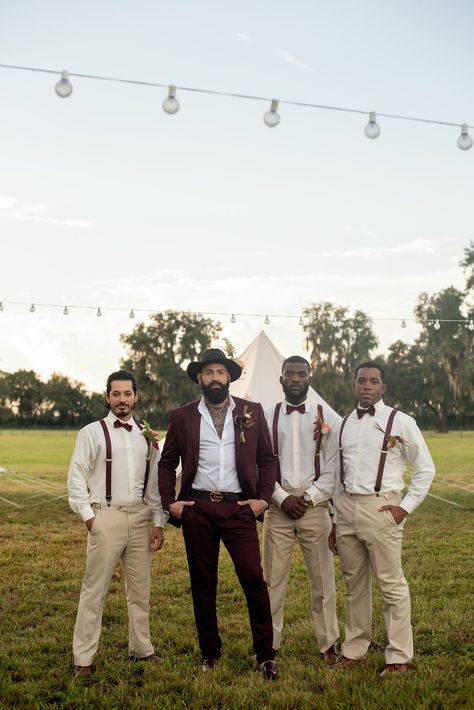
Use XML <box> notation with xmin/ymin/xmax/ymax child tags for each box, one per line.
<box><xmin>187</xmin><ymin>358</ymin><xmax>242</xmax><ymax>384</ymax></box>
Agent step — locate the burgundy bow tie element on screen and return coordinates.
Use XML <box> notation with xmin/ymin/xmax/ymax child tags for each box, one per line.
<box><xmin>114</xmin><ymin>420</ymin><xmax>133</xmax><ymax>431</ymax></box>
<box><xmin>357</xmin><ymin>405</ymin><xmax>375</xmax><ymax>419</ymax></box>
<box><xmin>286</xmin><ymin>404</ymin><xmax>305</xmax><ymax>415</ymax></box>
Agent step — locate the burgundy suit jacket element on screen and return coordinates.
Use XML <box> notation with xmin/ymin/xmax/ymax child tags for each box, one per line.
<box><xmin>158</xmin><ymin>396</ymin><xmax>276</xmax><ymax>526</ymax></box>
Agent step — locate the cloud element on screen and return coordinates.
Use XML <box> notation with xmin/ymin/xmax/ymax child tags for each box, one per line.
<box><xmin>276</xmin><ymin>49</ymin><xmax>313</xmax><ymax>71</ymax></box>
<box><xmin>236</xmin><ymin>32</ymin><xmax>252</xmax><ymax>44</ymax></box>
<box><xmin>0</xmin><ymin>195</ymin><xmax>92</xmax><ymax>228</ymax></box>
<box><xmin>321</xmin><ymin>238</ymin><xmax>434</xmax><ymax>258</ymax></box>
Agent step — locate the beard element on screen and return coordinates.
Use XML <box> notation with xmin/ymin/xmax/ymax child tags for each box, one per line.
<box><xmin>282</xmin><ymin>383</ymin><xmax>310</xmax><ymax>405</ymax></box>
<box><xmin>201</xmin><ymin>381</ymin><xmax>230</xmax><ymax>405</ymax></box>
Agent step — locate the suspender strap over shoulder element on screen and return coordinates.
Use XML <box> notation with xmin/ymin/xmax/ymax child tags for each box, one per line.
<box><xmin>374</xmin><ymin>408</ymin><xmax>398</xmax><ymax>493</ymax></box>
<box><xmin>99</xmin><ymin>419</ymin><xmax>112</xmax><ymax>504</ymax></box>
<box><xmin>272</xmin><ymin>402</ymin><xmax>282</xmax><ymax>483</ymax></box>
<box><xmin>314</xmin><ymin>403</ymin><xmax>324</xmax><ymax>481</ymax></box>
<box><xmin>338</xmin><ymin>414</ymin><xmax>351</xmax><ymax>487</ymax></box>
<box><xmin>136</xmin><ymin>421</ymin><xmax>150</xmax><ymax>498</ymax></box>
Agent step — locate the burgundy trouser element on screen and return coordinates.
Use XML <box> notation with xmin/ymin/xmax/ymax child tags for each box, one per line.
<box><xmin>181</xmin><ymin>499</ymin><xmax>275</xmax><ymax>664</ymax></box>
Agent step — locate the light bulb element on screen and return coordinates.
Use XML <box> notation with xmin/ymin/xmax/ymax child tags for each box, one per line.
<box><xmin>331</xmin><ymin>319</ymin><xmax>339</xmax><ymax>328</ymax></box>
<box><xmin>401</xmin><ymin>319</ymin><xmax>407</xmax><ymax>328</ymax></box>
<box><xmin>230</xmin><ymin>313</ymin><xmax>236</xmax><ymax>323</ymax></box>
<box><xmin>364</xmin><ymin>111</ymin><xmax>380</xmax><ymax>139</ymax></box>
<box><xmin>264</xmin><ymin>315</ymin><xmax>270</xmax><ymax>325</ymax></box>
<box><xmin>468</xmin><ymin>320</ymin><xmax>474</xmax><ymax>331</ymax></box>
<box><xmin>63</xmin><ymin>306</ymin><xmax>69</xmax><ymax>315</ymax></box>
<box><xmin>196</xmin><ymin>312</ymin><xmax>203</xmax><ymax>322</ymax></box>
<box><xmin>433</xmin><ymin>319</ymin><xmax>440</xmax><ymax>330</ymax></box>
<box><xmin>97</xmin><ymin>307</ymin><xmax>102</xmax><ymax>317</ymax></box>
<box><xmin>0</xmin><ymin>302</ymin><xmax>3</xmax><ymax>311</ymax></box>
<box><xmin>162</xmin><ymin>312</ymin><xmax>169</xmax><ymax>321</ymax></box>
<box><xmin>30</xmin><ymin>303</ymin><xmax>35</xmax><ymax>313</ymax></box>
<box><xmin>163</xmin><ymin>85</ymin><xmax>179</xmax><ymax>115</ymax></box>
<box><xmin>457</xmin><ymin>124</ymin><xmax>473</xmax><ymax>151</ymax></box>
<box><xmin>263</xmin><ymin>99</ymin><xmax>280</xmax><ymax>128</ymax></box>
<box><xmin>298</xmin><ymin>316</ymin><xmax>304</xmax><ymax>326</ymax></box>
<box><xmin>55</xmin><ymin>70</ymin><xmax>73</xmax><ymax>98</ymax></box>
<box><xmin>129</xmin><ymin>309</ymin><xmax>135</xmax><ymax>318</ymax></box>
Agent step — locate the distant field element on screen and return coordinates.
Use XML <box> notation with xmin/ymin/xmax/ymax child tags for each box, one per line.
<box><xmin>0</xmin><ymin>429</ymin><xmax>473</xmax><ymax>708</ymax></box>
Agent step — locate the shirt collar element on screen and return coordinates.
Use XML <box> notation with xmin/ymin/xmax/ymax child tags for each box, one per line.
<box><xmin>356</xmin><ymin>399</ymin><xmax>385</xmax><ymax>412</ymax></box>
<box><xmin>106</xmin><ymin>409</ymin><xmax>135</xmax><ymax>427</ymax></box>
<box><xmin>198</xmin><ymin>394</ymin><xmax>236</xmax><ymax>415</ymax></box>
<box><xmin>283</xmin><ymin>399</ymin><xmax>309</xmax><ymax>414</ymax></box>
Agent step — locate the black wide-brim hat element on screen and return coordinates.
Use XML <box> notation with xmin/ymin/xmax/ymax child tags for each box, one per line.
<box><xmin>187</xmin><ymin>348</ymin><xmax>243</xmax><ymax>383</ymax></box>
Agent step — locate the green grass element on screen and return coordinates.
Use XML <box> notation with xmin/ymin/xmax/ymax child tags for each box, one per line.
<box><xmin>0</xmin><ymin>431</ymin><xmax>473</xmax><ymax>708</ymax></box>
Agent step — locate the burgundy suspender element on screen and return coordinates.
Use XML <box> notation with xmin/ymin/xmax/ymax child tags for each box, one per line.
<box><xmin>99</xmin><ymin>420</ymin><xmax>112</xmax><ymax>504</ymax></box>
<box><xmin>100</xmin><ymin>419</ymin><xmax>151</xmax><ymax>504</ymax></box>
<box><xmin>314</xmin><ymin>403</ymin><xmax>323</xmax><ymax>481</ymax></box>
<box><xmin>339</xmin><ymin>408</ymin><xmax>398</xmax><ymax>494</ymax></box>
<box><xmin>338</xmin><ymin>415</ymin><xmax>350</xmax><ymax>487</ymax></box>
<box><xmin>272</xmin><ymin>403</ymin><xmax>282</xmax><ymax>483</ymax></box>
<box><xmin>374</xmin><ymin>408</ymin><xmax>398</xmax><ymax>493</ymax></box>
<box><xmin>136</xmin><ymin>422</ymin><xmax>151</xmax><ymax>498</ymax></box>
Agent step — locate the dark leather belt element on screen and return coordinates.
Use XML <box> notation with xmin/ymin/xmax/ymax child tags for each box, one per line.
<box><xmin>189</xmin><ymin>489</ymin><xmax>244</xmax><ymax>503</ymax></box>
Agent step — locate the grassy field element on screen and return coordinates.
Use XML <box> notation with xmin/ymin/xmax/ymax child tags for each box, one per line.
<box><xmin>0</xmin><ymin>430</ymin><xmax>473</xmax><ymax>709</ymax></box>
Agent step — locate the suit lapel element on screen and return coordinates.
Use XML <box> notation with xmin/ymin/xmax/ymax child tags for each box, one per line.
<box><xmin>233</xmin><ymin>397</ymin><xmax>243</xmax><ymax>463</ymax></box>
<box><xmin>190</xmin><ymin>401</ymin><xmax>201</xmax><ymax>470</ymax></box>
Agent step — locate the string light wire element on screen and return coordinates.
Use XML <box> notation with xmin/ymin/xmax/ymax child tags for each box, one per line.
<box><xmin>0</xmin><ymin>63</ymin><xmax>472</xmax><ymax>132</ymax></box>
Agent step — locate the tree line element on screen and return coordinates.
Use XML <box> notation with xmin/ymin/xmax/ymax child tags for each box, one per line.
<box><xmin>1</xmin><ymin>244</ymin><xmax>473</xmax><ymax>432</ymax></box>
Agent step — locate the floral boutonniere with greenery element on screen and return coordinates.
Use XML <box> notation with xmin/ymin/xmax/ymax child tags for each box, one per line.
<box><xmin>141</xmin><ymin>419</ymin><xmax>160</xmax><ymax>450</ymax></box>
<box><xmin>234</xmin><ymin>405</ymin><xmax>256</xmax><ymax>443</ymax></box>
<box><xmin>374</xmin><ymin>422</ymin><xmax>408</xmax><ymax>450</ymax></box>
<box><xmin>313</xmin><ymin>416</ymin><xmax>333</xmax><ymax>444</ymax></box>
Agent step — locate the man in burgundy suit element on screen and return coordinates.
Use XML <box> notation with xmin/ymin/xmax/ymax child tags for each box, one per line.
<box><xmin>158</xmin><ymin>348</ymin><xmax>277</xmax><ymax>679</ymax></box>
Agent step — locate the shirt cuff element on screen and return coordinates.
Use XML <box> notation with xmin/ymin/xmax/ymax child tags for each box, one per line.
<box><xmin>79</xmin><ymin>504</ymin><xmax>95</xmax><ymax>522</ymax></box>
<box><xmin>272</xmin><ymin>488</ymin><xmax>289</xmax><ymax>507</ymax></box>
<box><xmin>259</xmin><ymin>499</ymin><xmax>269</xmax><ymax>509</ymax></box>
<box><xmin>152</xmin><ymin>512</ymin><xmax>165</xmax><ymax>527</ymax></box>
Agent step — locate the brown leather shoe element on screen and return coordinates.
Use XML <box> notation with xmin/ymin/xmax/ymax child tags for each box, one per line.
<box><xmin>259</xmin><ymin>659</ymin><xmax>278</xmax><ymax>680</ymax></box>
<box><xmin>380</xmin><ymin>662</ymin><xmax>412</xmax><ymax>677</ymax></box>
<box><xmin>74</xmin><ymin>665</ymin><xmax>92</xmax><ymax>678</ymax></box>
<box><xmin>334</xmin><ymin>655</ymin><xmax>359</xmax><ymax>668</ymax></box>
<box><xmin>321</xmin><ymin>644</ymin><xmax>341</xmax><ymax>666</ymax></box>
<box><xmin>202</xmin><ymin>658</ymin><xmax>219</xmax><ymax>672</ymax></box>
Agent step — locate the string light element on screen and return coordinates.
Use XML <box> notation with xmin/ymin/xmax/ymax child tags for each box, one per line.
<box><xmin>55</xmin><ymin>70</ymin><xmax>73</xmax><ymax>98</ymax></box>
<box><xmin>263</xmin><ymin>99</ymin><xmax>280</xmax><ymax>128</ymax></box>
<box><xmin>2</xmin><ymin>301</ymin><xmax>473</xmax><ymax>329</ymax></box>
<box><xmin>457</xmin><ymin>124</ymin><xmax>473</xmax><ymax>151</ymax></box>
<box><xmin>163</xmin><ymin>85</ymin><xmax>179</xmax><ymax>115</ymax></box>
<box><xmin>364</xmin><ymin>111</ymin><xmax>381</xmax><ymax>139</ymax></box>
<box><xmin>0</xmin><ymin>63</ymin><xmax>472</xmax><ymax>150</ymax></box>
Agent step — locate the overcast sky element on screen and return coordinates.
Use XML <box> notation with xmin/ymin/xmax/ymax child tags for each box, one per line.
<box><xmin>1</xmin><ymin>1</ymin><xmax>473</xmax><ymax>392</ymax></box>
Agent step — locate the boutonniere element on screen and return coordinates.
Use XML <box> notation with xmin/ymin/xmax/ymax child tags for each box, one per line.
<box><xmin>141</xmin><ymin>419</ymin><xmax>160</xmax><ymax>450</ymax></box>
<box><xmin>313</xmin><ymin>416</ymin><xmax>332</xmax><ymax>443</ymax></box>
<box><xmin>234</xmin><ymin>405</ymin><xmax>256</xmax><ymax>443</ymax></box>
<box><xmin>374</xmin><ymin>422</ymin><xmax>408</xmax><ymax>450</ymax></box>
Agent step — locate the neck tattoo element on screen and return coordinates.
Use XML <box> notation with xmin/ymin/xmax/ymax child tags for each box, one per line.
<box><xmin>207</xmin><ymin>404</ymin><xmax>229</xmax><ymax>439</ymax></box>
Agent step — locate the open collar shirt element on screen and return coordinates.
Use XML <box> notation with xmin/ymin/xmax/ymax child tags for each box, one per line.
<box><xmin>67</xmin><ymin>410</ymin><xmax>164</xmax><ymax>526</ymax></box>
<box><xmin>335</xmin><ymin>399</ymin><xmax>435</xmax><ymax>514</ymax></box>
<box><xmin>192</xmin><ymin>395</ymin><xmax>242</xmax><ymax>493</ymax></box>
<box><xmin>265</xmin><ymin>399</ymin><xmax>340</xmax><ymax>507</ymax></box>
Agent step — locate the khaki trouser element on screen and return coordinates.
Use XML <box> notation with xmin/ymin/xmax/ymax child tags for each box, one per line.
<box><xmin>73</xmin><ymin>502</ymin><xmax>154</xmax><ymax>666</ymax></box>
<box><xmin>263</xmin><ymin>498</ymin><xmax>339</xmax><ymax>653</ymax></box>
<box><xmin>335</xmin><ymin>491</ymin><xmax>413</xmax><ymax>664</ymax></box>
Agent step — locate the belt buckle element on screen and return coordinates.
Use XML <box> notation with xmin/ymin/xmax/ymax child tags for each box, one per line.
<box><xmin>210</xmin><ymin>491</ymin><xmax>224</xmax><ymax>503</ymax></box>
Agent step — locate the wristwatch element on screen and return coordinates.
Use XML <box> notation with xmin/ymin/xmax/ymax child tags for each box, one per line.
<box><xmin>303</xmin><ymin>493</ymin><xmax>312</xmax><ymax>504</ymax></box>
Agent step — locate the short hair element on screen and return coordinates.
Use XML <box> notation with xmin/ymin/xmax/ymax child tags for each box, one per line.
<box><xmin>106</xmin><ymin>369</ymin><xmax>137</xmax><ymax>395</ymax></box>
<box><xmin>355</xmin><ymin>361</ymin><xmax>385</xmax><ymax>383</ymax></box>
<box><xmin>281</xmin><ymin>355</ymin><xmax>311</xmax><ymax>374</ymax></box>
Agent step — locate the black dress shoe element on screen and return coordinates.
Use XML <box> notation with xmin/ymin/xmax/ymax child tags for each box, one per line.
<box><xmin>259</xmin><ymin>659</ymin><xmax>277</xmax><ymax>680</ymax></box>
<box><xmin>202</xmin><ymin>658</ymin><xmax>219</xmax><ymax>672</ymax></box>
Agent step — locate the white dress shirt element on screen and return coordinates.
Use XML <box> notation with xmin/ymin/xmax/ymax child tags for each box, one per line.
<box><xmin>192</xmin><ymin>395</ymin><xmax>242</xmax><ymax>493</ymax></box>
<box><xmin>265</xmin><ymin>399</ymin><xmax>339</xmax><ymax>507</ymax></box>
<box><xmin>335</xmin><ymin>399</ymin><xmax>435</xmax><ymax>514</ymax></box>
<box><xmin>67</xmin><ymin>410</ymin><xmax>164</xmax><ymax>526</ymax></box>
